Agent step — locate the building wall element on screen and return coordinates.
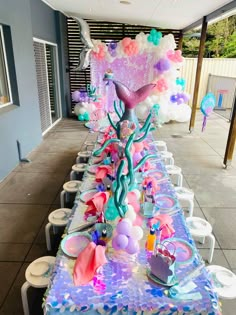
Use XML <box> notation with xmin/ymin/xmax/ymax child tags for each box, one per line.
<box><xmin>0</xmin><ymin>0</ymin><xmax>63</xmax><ymax>181</ymax></box>
<box><xmin>30</xmin><ymin>0</ymin><xmax>57</xmax><ymax>43</ymax></box>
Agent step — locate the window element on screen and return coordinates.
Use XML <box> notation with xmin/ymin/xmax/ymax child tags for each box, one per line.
<box><xmin>0</xmin><ymin>25</ymin><xmax>12</xmax><ymax>107</ymax></box>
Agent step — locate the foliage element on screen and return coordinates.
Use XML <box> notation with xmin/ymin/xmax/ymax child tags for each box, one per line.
<box><xmin>182</xmin><ymin>15</ymin><xmax>236</xmax><ymax>58</ymax></box>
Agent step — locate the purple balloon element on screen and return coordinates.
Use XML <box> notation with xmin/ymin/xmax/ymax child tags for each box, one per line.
<box><xmin>114</xmin><ymin>234</ymin><xmax>129</xmax><ymax>249</ymax></box>
<box><xmin>126</xmin><ymin>238</ymin><xmax>139</xmax><ymax>254</ymax></box>
<box><xmin>116</xmin><ymin>221</ymin><xmax>131</xmax><ymax>236</ymax></box>
<box><xmin>154</xmin><ymin>58</ymin><xmax>170</xmax><ymax>73</ymax></box>
<box><xmin>170</xmin><ymin>95</ymin><xmax>178</xmax><ymax>103</ymax></box>
<box><xmin>108</xmin><ymin>42</ymin><xmax>117</xmax><ymax>57</ymax></box>
<box><xmin>72</xmin><ymin>90</ymin><xmax>81</xmax><ymax>102</ymax></box>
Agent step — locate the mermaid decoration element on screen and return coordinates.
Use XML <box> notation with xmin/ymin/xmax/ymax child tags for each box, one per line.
<box><xmin>94</xmin><ymin>73</ymin><xmax>156</xmax><ymax>219</ymax></box>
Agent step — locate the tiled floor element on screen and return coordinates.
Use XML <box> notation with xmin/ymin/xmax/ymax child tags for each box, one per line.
<box><xmin>0</xmin><ymin>113</ymin><xmax>235</xmax><ymax>314</ymax></box>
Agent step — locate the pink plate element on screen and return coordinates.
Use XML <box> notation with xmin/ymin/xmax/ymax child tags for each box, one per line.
<box><xmin>146</xmin><ymin>170</ymin><xmax>166</xmax><ymax>181</ymax></box>
<box><xmin>61</xmin><ymin>232</ymin><xmax>91</xmax><ymax>258</ymax></box>
<box><xmin>80</xmin><ymin>189</ymin><xmax>98</xmax><ymax>203</ymax></box>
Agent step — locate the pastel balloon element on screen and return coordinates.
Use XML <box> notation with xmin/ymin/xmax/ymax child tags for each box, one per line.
<box><xmin>130</xmin><ymin>226</ymin><xmax>143</xmax><ymax>241</ymax></box>
<box><xmin>116</xmin><ymin>220</ymin><xmax>131</xmax><ymax>236</ymax></box>
<box><xmin>72</xmin><ymin>91</ymin><xmax>80</xmax><ymax>102</ymax></box>
<box><xmin>113</xmin><ymin>234</ymin><xmax>129</xmax><ymax>250</ymax></box>
<box><xmin>126</xmin><ymin>238</ymin><xmax>139</xmax><ymax>254</ymax></box>
<box><xmin>132</xmin><ymin>189</ymin><xmax>141</xmax><ymax>200</ymax></box>
<box><xmin>125</xmin><ymin>206</ymin><xmax>136</xmax><ymax>222</ymax></box>
<box><xmin>154</xmin><ymin>58</ymin><xmax>171</xmax><ymax>73</ymax></box>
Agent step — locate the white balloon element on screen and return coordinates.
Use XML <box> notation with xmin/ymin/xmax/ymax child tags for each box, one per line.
<box><xmin>125</xmin><ymin>206</ymin><xmax>136</xmax><ymax>222</ymax></box>
<box><xmin>130</xmin><ymin>226</ymin><xmax>144</xmax><ymax>241</ymax></box>
<box><xmin>132</xmin><ymin>189</ymin><xmax>141</xmax><ymax>200</ymax></box>
<box><xmin>78</xmin><ymin>107</ymin><xmax>86</xmax><ymax>115</ymax></box>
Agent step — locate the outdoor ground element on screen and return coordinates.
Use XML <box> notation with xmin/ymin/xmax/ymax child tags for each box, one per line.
<box><xmin>0</xmin><ymin>111</ymin><xmax>235</xmax><ymax>314</ymax></box>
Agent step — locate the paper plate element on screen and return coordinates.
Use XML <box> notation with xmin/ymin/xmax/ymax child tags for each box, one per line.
<box><xmin>145</xmin><ymin>170</ymin><xmax>167</xmax><ymax>181</ymax></box>
<box><xmin>79</xmin><ymin>180</ymin><xmax>97</xmax><ymax>192</ymax></box>
<box><xmin>61</xmin><ymin>232</ymin><xmax>92</xmax><ymax>258</ymax></box>
<box><xmin>206</xmin><ymin>265</ymin><xmax>236</xmax><ymax>299</ymax></box>
<box><xmin>146</xmin><ymin>269</ymin><xmax>178</xmax><ymax>287</ymax></box>
<box><xmin>95</xmin><ymin>223</ymin><xmax>113</xmax><ymax>239</ymax></box>
<box><xmin>31</xmin><ymin>261</ymin><xmax>49</xmax><ymax>277</ymax></box>
<box><xmin>87</xmin><ymin>165</ymin><xmax>98</xmax><ymax>175</ymax></box>
<box><xmin>155</xmin><ymin>194</ymin><xmax>177</xmax><ymax>211</ymax></box>
<box><xmin>80</xmin><ymin>189</ymin><xmax>98</xmax><ymax>203</ymax></box>
<box><xmin>165</xmin><ymin>238</ymin><xmax>196</xmax><ymax>266</ymax></box>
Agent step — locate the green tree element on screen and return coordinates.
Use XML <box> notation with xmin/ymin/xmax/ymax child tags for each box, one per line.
<box><xmin>223</xmin><ymin>32</ymin><xmax>236</xmax><ymax>57</ymax></box>
<box><xmin>182</xmin><ymin>15</ymin><xmax>236</xmax><ymax>58</ymax></box>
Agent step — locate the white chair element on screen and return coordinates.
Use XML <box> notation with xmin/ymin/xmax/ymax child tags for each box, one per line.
<box><xmin>166</xmin><ymin>164</ymin><xmax>183</xmax><ymax>187</ymax></box>
<box><xmin>60</xmin><ymin>180</ymin><xmax>81</xmax><ymax>208</ymax></box>
<box><xmin>160</xmin><ymin>151</ymin><xmax>175</xmax><ymax>165</ymax></box>
<box><xmin>152</xmin><ymin>140</ymin><xmax>168</xmax><ymax>152</ymax></box>
<box><xmin>70</xmin><ymin>163</ymin><xmax>87</xmax><ymax>180</ymax></box>
<box><xmin>175</xmin><ymin>186</ymin><xmax>194</xmax><ymax>217</ymax></box>
<box><xmin>84</xmin><ymin>140</ymin><xmax>95</xmax><ymax>151</ymax></box>
<box><xmin>186</xmin><ymin>217</ymin><xmax>215</xmax><ymax>263</ymax></box>
<box><xmin>21</xmin><ymin>256</ymin><xmax>56</xmax><ymax>315</ymax></box>
<box><xmin>76</xmin><ymin>150</ymin><xmax>92</xmax><ymax>164</ymax></box>
<box><xmin>45</xmin><ymin>208</ymin><xmax>71</xmax><ymax>251</ymax></box>
<box><xmin>206</xmin><ymin>265</ymin><xmax>236</xmax><ymax>300</ymax></box>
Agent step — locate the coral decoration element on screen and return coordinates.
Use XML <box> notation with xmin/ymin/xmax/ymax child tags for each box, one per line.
<box><xmin>154</xmin><ymin>78</ymin><xmax>168</xmax><ymax>93</ymax></box>
<box><xmin>121</xmin><ymin>38</ymin><xmax>139</xmax><ymax>56</ymax></box>
<box><xmin>166</xmin><ymin>49</ymin><xmax>183</xmax><ymax>63</ymax></box>
<box><xmin>92</xmin><ymin>44</ymin><xmax>106</xmax><ymax>60</ymax></box>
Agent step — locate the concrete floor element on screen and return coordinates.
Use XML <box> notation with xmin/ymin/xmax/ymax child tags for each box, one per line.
<box><xmin>0</xmin><ymin>112</ymin><xmax>235</xmax><ymax>314</ymax></box>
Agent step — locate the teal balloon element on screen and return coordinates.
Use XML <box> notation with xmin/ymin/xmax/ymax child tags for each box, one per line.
<box><xmin>148</xmin><ymin>29</ymin><xmax>162</xmax><ymax>46</ymax></box>
<box><xmin>78</xmin><ymin>114</ymin><xmax>85</xmax><ymax>121</ymax></box>
<box><xmin>105</xmin><ymin>197</ymin><xmax>119</xmax><ymax>220</ymax></box>
<box><xmin>83</xmin><ymin>112</ymin><xmax>90</xmax><ymax>121</ymax></box>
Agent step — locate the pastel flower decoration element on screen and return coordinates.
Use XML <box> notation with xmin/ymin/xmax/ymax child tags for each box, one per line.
<box><xmin>147</xmin><ymin>29</ymin><xmax>162</xmax><ymax>46</ymax></box>
<box><xmin>92</xmin><ymin>44</ymin><xmax>106</xmax><ymax>60</ymax></box>
<box><xmin>176</xmin><ymin>77</ymin><xmax>186</xmax><ymax>90</ymax></box>
<box><xmin>121</xmin><ymin>37</ymin><xmax>139</xmax><ymax>56</ymax></box>
<box><xmin>166</xmin><ymin>49</ymin><xmax>183</xmax><ymax>63</ymax></box>
<box><xmin>154</xmin><ymin>58</ymin><xmax>171</xmax><ymax>74</ymax></box>
<box><xmin>155</xmin><ymin>78</ymin><xmax>168</xmax><ymax>93</ymax></box>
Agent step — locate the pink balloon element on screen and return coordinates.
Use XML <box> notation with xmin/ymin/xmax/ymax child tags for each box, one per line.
<box><xmin>116</xmin><ymin>221</ymin><xmax>131</xmax><ymax>236</ymax></box>
<box><xmin>133</xmin><ymin>215</ymin><xmax>143</xmax><ymax>226</ymax></box>
<box><xmin>126</xmin><ymin>238</ymin><xmax>139</xmax><ymax>254</ymax></box>
<box><xmin>114</xmin><ymin>234</ymin><xmax>129</xmax><ymax>249</ymax></box>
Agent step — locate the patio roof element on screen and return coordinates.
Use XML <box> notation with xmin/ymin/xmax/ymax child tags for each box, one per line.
<box><xmin>43</xmin><ymin>0</ymin><xmax>236</xmax><ymax>30</ymax></box>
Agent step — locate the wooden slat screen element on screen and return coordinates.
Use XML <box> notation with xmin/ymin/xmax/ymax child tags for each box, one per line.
<box><xmin>67</xmin><ymin>18</ymin><xmax>181</xmax><ymax>113</ymax></box>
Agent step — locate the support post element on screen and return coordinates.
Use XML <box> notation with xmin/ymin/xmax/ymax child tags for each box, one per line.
<box><xmin>189</xmin><ymin>16</ymin><xmax>208</xmax><ymax>132</ymax></box>
<box><xmin>223</xmin><ymin>97</ymin><xmax>236</xmax><ymax>167</ymax></box>
<box><xmin>178</xmin><ymin>31</ymin><xmax>183</xmax><ymax>50</ymax></box>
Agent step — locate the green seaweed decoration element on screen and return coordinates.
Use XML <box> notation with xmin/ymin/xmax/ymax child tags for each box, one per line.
<box><xmin>124</xmin><ymin>132</ymin><xmax>156</xmax><ymax>189</ymax></box>
<box><xmin>108</xmin><ymin>109</ymin><xmax>155</xmax><ymax>140</ymax></box>
<box><xmin>93</xmin><ymin>138</ymin><xmax>120</xmax><ymax>157</ymax></box>
<box><xmin>114</xmin><ymin>159</ymin><xmax>128</xmax><ymax>217</ymax></box>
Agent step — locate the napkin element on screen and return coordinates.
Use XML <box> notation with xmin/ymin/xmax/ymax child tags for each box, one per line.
<box><xmin>73</xmin><ymin>242</ymin><xmax>107</xmax><ymax>286</ymax></box>
<box><xmin>84</xmin><ymin>191</ymin><xmax>110</xmax><ymax>220</ymax></box>
<box><xmin>142</xmin><ymin>177</ymin><xmax>160</xmax><ymax>193</ymax></box>
<box><xmin>150</xmin><ymin>214</ymin><xmax>175</xmax><ymax>240</ymax></box>
<box><xmin>96</xmin><ymin>165</ymin><xmax>113</xmax><ymax>181</ymax></box>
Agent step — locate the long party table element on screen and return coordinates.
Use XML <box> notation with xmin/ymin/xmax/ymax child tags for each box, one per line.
<box><xmin>44</xmin><ymin>133</ymin><xmax>221</xmax><ymax>315</ymax></box>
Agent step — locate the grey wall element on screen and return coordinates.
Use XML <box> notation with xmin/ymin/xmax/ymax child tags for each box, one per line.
<box><xmin>30</xmin><ymin>0</ymin><xmax>57</xmax><ymax>43</ymax></box>
<box><xmin>0</xmin><ymin>0</ymin><xmax>66</xmax><ymax>180</ymax></box>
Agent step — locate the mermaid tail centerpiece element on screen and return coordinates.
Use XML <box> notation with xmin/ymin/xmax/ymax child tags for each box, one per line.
<box><xmin>104</xmin><ymin>76</ymin><xmax>155</xmax><ymax>132</ymax></box>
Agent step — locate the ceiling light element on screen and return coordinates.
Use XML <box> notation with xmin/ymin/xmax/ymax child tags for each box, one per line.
<box><xmin>120</xmin><ymin>0</ymin><xmax>131</xmax><ymax>5</ymax></box>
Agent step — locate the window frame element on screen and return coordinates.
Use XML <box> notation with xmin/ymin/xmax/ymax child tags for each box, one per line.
<box><xmin>0</xmin><ymin>25</ymin><xmax>13</xmax><ymax>108</ymax></box>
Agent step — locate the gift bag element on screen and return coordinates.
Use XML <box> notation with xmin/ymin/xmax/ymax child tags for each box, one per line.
<box><xmin>148</xmin><ymin>241</ymin><xmax>176</xmax><ymax>284</ymax></box>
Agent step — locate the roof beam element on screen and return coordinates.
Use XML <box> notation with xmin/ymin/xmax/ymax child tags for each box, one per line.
<box><xmin>182</xmin><ymin>0</ymin><xmax>236</xmax><ymax>32</ymax></box>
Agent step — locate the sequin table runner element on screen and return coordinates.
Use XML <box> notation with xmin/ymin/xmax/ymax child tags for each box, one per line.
<box><xmin>44</xmin><ymin>137</ymin><xmax>221</xmax><ymax>315</ymax></box>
